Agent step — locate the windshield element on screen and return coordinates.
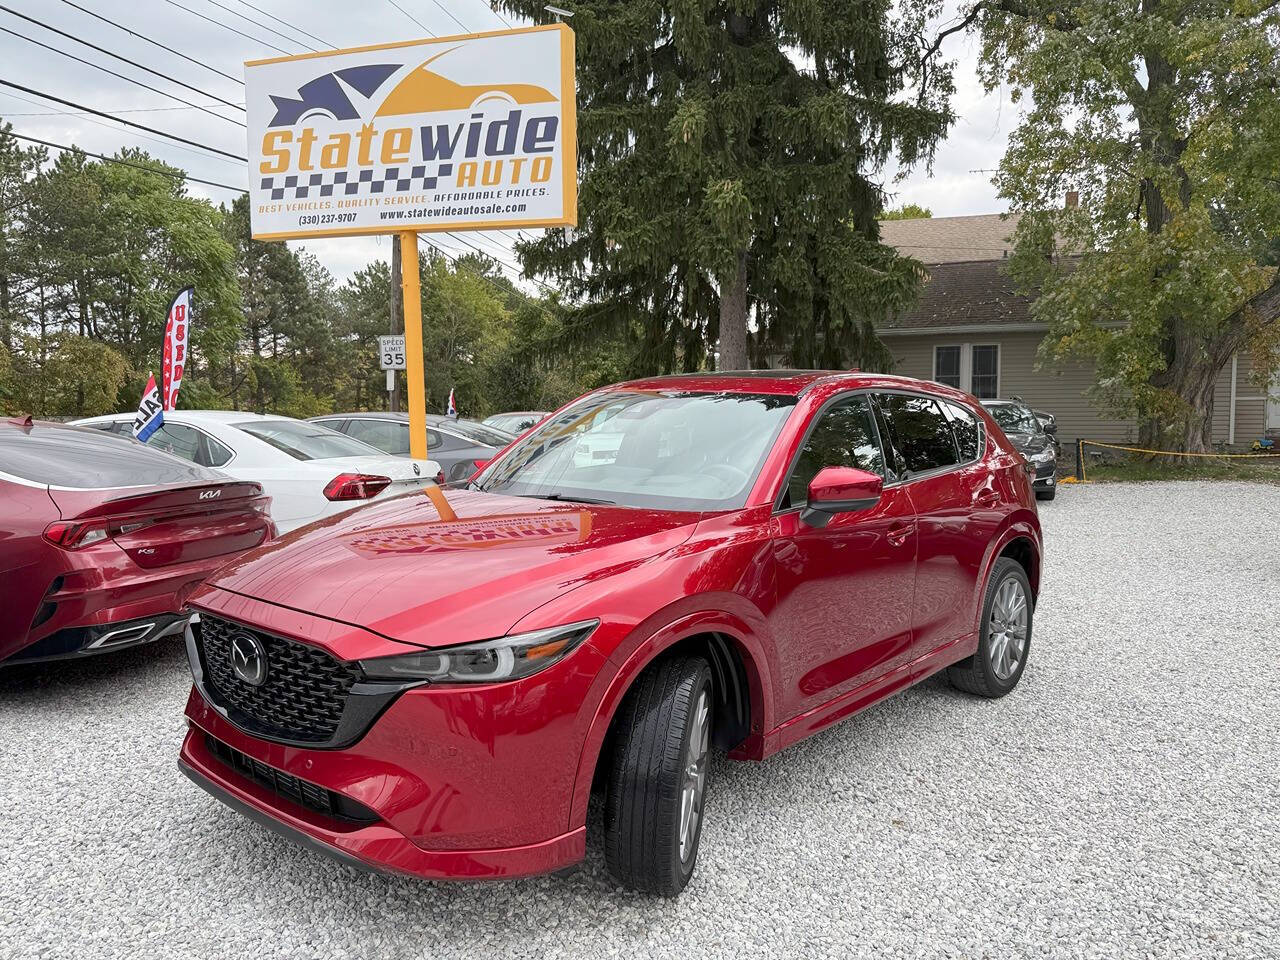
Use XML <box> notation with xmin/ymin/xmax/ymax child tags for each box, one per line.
<box><xmin>985</xmin><ymin>403</ymin><xmax>1041</xmax><ymax>435</ymax></box>
<box><xmin>474</xmin><ymin>390</ymin><xmax>797</xmax><ymax>511</ymax></box>
<box><xmin>233</xmin><ymin>420</ymin><xmax>383</xmax><ymax>461</ymax></box>
<box><xmin>442</xmin><ymin>419</ymin><xmax>514</xmax><ymax>446</ymax></box>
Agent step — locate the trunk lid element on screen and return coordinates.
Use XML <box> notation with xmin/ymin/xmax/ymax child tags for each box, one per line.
<box><xmin>48</xmin><ymin>480</ymin><xmax>274</xmax><ymax>569</ymax></box>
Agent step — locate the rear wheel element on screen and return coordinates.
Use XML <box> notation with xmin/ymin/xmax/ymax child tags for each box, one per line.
<box><xmin>947</xmin><ymin>558</ymin><xmax>1032</xmax><ymax>698</ymax></box>
<box><xmin>603</xmin><ymin>657</ymin><xmax>713</xmax><ymax>896</ymax></box>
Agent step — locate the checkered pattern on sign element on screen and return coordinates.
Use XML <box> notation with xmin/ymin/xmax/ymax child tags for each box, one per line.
<box><xmin>260</xmin><ymin>164</ymin><xmax>455</xmax><ymax>199</ymax></box>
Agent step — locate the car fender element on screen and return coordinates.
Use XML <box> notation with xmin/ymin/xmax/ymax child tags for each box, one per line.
<box><xmin>566</xmin><ymin>606</ymin><xmax>775</xmax><ymax>830</ymax></box>
<box><xmin>968</xmin><ymin>512</ymin><xmax>1042</xmax><ymax>643</ymax></box>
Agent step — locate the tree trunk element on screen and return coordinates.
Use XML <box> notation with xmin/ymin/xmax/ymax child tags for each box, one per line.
<box><xmin>717</xmin><ymin>250</ymin><xmax>749</xmax><ymax>370</ymax></box>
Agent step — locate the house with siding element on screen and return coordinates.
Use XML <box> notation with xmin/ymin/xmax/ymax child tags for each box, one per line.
<box><xmin>876</xmin><ymin>213</ymin><xmax>1275</xmax><ymax>451</ymax></box>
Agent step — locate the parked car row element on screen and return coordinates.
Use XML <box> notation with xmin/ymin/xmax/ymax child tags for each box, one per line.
<box><xmin>3</xmin><ymin>380</ymin><xmax>1047</xmax><ymax>898</ymax></box>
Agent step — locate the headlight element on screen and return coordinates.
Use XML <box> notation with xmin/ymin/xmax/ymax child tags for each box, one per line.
<box><xmin>1030</xmin><ymin>446</ymin><xmax>1056</xmax><ymax>463</ymax></box>
<box><xmin>358</xmin><ymin>620</ymin><xmax>599</xmax><ymax>683</ymax></box>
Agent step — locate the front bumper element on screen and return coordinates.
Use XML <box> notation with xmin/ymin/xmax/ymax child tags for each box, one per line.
<box><xmin>178</xmin><ymin>726</ymin><xmax>585</xmax><ymax>879</ymax></box>
<box><xmin>1031</xmin><ymin>460</ymin><xmax>1057</xmax><ymax>489</ymax></box>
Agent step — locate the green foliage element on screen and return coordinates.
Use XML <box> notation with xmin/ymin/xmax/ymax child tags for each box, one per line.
<box><xmin>979</xmin><ymin>0</ymin><xmax>1280</xmax><ymax>451</ymax></box>
<box><xmin>498</xmin><ymin>0</ymin><xmax>958</xmax><ymax>371</ymax></box>
<box><xmin>879</xmin><ymin>203</ymin><xmax>933</xmax><ymax>220</ymax></box>
<box><xmin>0</xmin><ymin>122</ymin><xmax>629</xmax><ymax>422</ymax></box>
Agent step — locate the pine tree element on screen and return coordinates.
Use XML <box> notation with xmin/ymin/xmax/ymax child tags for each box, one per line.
<box><xmin>499</xmin><ymin>1</ymin><xmax>961</xmax><ymax>371</ymax></box>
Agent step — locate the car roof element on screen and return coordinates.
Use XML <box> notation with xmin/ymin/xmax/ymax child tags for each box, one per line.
<box><xmin>78</xmin><ymin>410</ymin><xmax>301</xmax><ymax>425</ymax></box>
<box><xmin>613</xmin><ymin>370</ymin><xmax>964</xmax><ymax>398</ymax></box>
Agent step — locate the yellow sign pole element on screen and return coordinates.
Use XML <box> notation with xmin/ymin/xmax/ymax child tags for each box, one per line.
<box><xmin>399</xmin><ymin>231</ymin><xmax>428</xmax><ymax>461</ymax></box>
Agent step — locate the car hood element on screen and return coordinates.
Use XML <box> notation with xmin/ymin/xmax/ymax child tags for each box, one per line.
<box><xmin>197</xmin><ymin>489</ymin><xmax>700</xmax><ymax>648</ymax></box>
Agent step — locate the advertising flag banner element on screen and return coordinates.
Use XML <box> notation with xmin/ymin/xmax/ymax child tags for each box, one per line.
<box><xmin>446</xmin><ymin>387</ymin><xmax>457</xmax><ymax>417</ymax></box>
<box><xmin>161</xmin><ymin>287</ymin><xmax>194</xmax><ymax>411</ymax></box>
<box><xmin>132</xmin><ymin>373</ymin><xmax>164</xmax><ymax>442</ymax></box>
<box><xmin>243</xmin><ymin>25</ymin><xmax>577</xmax><ymax>240</ymax></box>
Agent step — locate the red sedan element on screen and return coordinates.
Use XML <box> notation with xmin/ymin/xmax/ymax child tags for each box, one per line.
<box><xmin>1</xmin><ymin>417</ymin><xmax>275</xmax><ymax>665</ymax></box>
<box><xmin>177</xmin><ymin>372</ymin><xmax>1042</xmax><ymax>895</ymax></box>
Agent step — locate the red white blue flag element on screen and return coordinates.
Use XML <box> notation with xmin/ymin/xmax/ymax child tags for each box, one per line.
<box><xmin>446</xmin><ymin>387</ymin><xmax>457</xmax><ymax>418</ymax></box>
<box><xmin>161</xmin><ymin>287</ymin><xmax>194</xmax><ymax>411</ymax></box>
<box><xmin>132</xmin><ymin>373</ymin><xmax>164</xmax><ymax>442</ymax></box>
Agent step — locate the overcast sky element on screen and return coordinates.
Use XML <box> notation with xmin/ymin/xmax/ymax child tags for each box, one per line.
<box><xmin>0</xmin><ymin>0</ymin><xmax>1016</xmax><ymax>285</ymax></box>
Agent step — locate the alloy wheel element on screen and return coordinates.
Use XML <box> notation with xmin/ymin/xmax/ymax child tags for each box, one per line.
<box><xmin>678</xmin><ymin>689</ymin><xmax>711</xmax><ymax>863</ymax></box>
<box><xmin>988</xmin><ymin>576</ymin><xmax>1028</xmax><ymax>681</ymax></box>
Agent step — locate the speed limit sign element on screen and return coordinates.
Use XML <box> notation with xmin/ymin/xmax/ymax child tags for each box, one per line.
<box><xmin>378</xmin><ymin>335</ymin><xmax>406</xmax><ymax>370</ymax></box>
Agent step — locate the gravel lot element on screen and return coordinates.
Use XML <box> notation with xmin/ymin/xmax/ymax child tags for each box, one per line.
<box><xmin>2</xmin><ymin>481</ymin><xmax>1278</xmax><ymax>960</ymax></box>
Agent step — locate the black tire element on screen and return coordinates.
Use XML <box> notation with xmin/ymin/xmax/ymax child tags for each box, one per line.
<box><xmin>1036</xmin><ymin>487</ymin><xmax>1056</xmax><ymax>501</ymax></box>
<box><xmin>603</xmin><ymin>656</ymin><xmax>713</xmax><ymax>896</ymax></box>
<box><xmin>947</xmin><ymin>558</ymin><xmax>1033</xmax><ymax>698</ymax></box>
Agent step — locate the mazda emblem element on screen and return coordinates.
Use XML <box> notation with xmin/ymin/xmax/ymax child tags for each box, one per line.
<box><xmin>229</xmin><ymin>632</ymin><xmax>268</xmax><ymax>687</ymax></box>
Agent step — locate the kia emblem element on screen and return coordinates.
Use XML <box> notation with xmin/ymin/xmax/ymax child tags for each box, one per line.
<box><xmin>229</xmin><ymin>632</ymin><xmax>268</xmax><ymax>687</ymax></box>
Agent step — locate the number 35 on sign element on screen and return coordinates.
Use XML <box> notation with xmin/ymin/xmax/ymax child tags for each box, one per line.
<box><xmin>379</xmin><ymin>335</ymin><xmax>406</xmax><ymax>370</ymax></box>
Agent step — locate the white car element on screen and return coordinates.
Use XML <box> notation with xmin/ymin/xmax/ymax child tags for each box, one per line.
<box><xmin>72</xmin><ymin>411</ymin><xmax>442</xmax><ymax>533</ymax></box>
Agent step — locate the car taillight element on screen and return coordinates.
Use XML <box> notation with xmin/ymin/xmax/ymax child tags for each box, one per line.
<box><xmin>42</xmin><ymin>520</ymin><xmax>110</xmax><ymax>550</ymax></box>
<box><xmin>435</xmin><ymin>470</ymin><xmax>445</xmax><ymax>485</ymax></box>
<box><xmin>323</xmin><ymin>473</ymin><xmax>392</xmax><ymax>501</ymax></box>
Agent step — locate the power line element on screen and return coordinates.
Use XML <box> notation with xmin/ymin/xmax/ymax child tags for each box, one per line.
<box><xmin>161</xmin><ymin>0</ymin><xmax>292</xmax><ymax>56</ymax></box>
<box><xmin>0</xmin><ymin>87</ymin><xmax>245</xmax><ymax>168</ymax></box>
<box><xmin>426</xmin><ymin>0</ymin><xmax>471</xmax><ymax>32</ymax></box>
<box><xmin>200</xmin><ymin>0</ymin><xmax>309</xmax><ymax>51</ymax></box>
<box><xmin>481</xmin><ymin>1</ymin><xmax>514</xmax><ymax>28</ymax></box>
<box><xmin>55</xmin><ymin>0</ymin><xmax>245</xmax><ymax>87</ymax></box>
<box><xmin>0</xmin><ymin>79</ymin><xmax>247</xmax><ymax>162</ymax></box>
<box><xmin>387</xmin><ymin>0</ymin><xmax>433</xmax><ymax>33</ymax></box>
<box><xmin>229</xmin><ymin>0</ymin><xmax>333</xmax><ymax>49</ymax></box>
<box><xmin>0</xmin><ymin>4</ymin><xmax>246</xmax><ymax>113</ymax></box>
<box><xmin>0</xmin><ymin>25</ymin><xmax>245</xmax><ymax>128</ymax></box>
<box><xmin>5</xmin><ymin>130</ymin><xmax>247</xmax><ymax>193</ymax></box>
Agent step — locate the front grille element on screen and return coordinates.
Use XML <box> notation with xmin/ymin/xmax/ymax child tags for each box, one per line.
<box><xmin>198</xmin><ymin>615</ymin><xmax>361</xmax><ymax>744</ymax></box>
<box><xmin>204</xmin><ymin>735</ymin><xmax>378</xmax><ymax>824</ymax></box>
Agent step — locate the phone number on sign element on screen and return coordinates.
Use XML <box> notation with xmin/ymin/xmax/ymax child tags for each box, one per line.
<box><xmin>298</xmin><ymin>213</ymin><xmax>357</xmax><ymax>227</ymax></box>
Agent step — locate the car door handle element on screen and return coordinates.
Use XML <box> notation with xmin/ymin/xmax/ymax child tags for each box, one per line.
<box><xmin>886</xmin><ymin>522</ymin><xmax>914</xmax><ymax>546</ymax></box>
<box><xmin>973</xmin><ymin>489</ymin><xmax>999</xmax><ymax>508</ymax></box>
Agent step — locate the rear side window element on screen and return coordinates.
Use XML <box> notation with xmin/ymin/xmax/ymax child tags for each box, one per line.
<box><xmin>876</xmin><ymin>394</ymin><xmax>959</xmax><ymax>476</ymax></box>
<box><xmin>942</xmin><ymin>401</ymin><xmax>985</xmax><ymax>463</ymax></box>
<box><xmin>785</xmin><ymin>394</ymin><xmax>887</xmax><ymax>508</ymax></box>
<box><xmin>0</xmin><ymin>423</ymin><xmax>221</xmax><ymax>488</ymax></box>
<box><xmin>346</xmin><ymin>419</ymin><xmax>411</xmax><ymax>455</ymax></box>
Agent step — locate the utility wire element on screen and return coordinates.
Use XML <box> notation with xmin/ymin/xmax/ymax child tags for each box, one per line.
<box><xmin>0</xmin><ymin>79</ymin><xmax>247</xmax><ymax>162</ymax></box>
<box><xmin>6</xmin><ymin>130</ymin><xmax>247</xmax><ymax>192</ymax></box>
<box><xmin>427</xmin><ymin>0</ymin><xmax>471</xmax><ymax>32</ymax></box>
<box><xmin>387</xmin><ymin>0</ymin><xmax>433</xmax><ymax>33</ymax></box>
<box><xmin>0</xmin><ymin>4</ymin><xmax>246</xmax><ymax>113</ymax></box>
<box><xmin>200</xmin><ymin>0</ymin><xmax>309</xmax><ymax>51</ymax></box>
<box><xmin>0</xmin><ymin>87</ymin><xmax>245</xmax><ymax>167</ymax></box>
<box><xmin>229</xmin><ymin>0</ymin><xmax>333</xmax><ymax>49</ymax></box>
<box><xmin>0</xmin><ymin>25</ymin><xmax>245</xmax><ymax>128</ymax></box>
<box><xmin>55</xmin><ymin>0</ymin><xmax>244</xmax><ymax>87</ymax></box>
<box><xmin>482</xmin><ymin>1</ymin><xmax>514</xmax><ymax>28</ymax></box>
<box><xmin>160</xmin><ymin>0</ymin><xmax>292</xmax><ymax>56</ymax></box>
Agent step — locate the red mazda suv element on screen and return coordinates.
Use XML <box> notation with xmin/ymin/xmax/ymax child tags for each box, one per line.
<box><xmin>178</xmin><ymin>372</ymin><xmax>1042</xmax><ymax>895</ymax></box>
<box><xmin>1</xmin><ymin>417</ymin><xmax>275</xmax><ymax>665</ymax></box>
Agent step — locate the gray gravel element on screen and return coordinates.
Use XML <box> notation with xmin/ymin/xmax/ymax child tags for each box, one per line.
<box><xmin>2</xmin><ymin>481</ymin><xmax>1278</xmax><ymax>960</ymax></box>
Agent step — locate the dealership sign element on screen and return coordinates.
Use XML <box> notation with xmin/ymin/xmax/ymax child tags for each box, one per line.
<box><xmin>244</xmin><ymin>24</ymin><xmax>577</xmax><ymax>240</ymax></box>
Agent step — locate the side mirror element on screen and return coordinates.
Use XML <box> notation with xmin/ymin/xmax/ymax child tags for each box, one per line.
<box><xmin>802</xmin><ymin>466</ymin><xmax>883</xmax><ymax>528</ymax></box>
<box><xmin>1044</xmin><ymin>421</ymin><xmax>1058</xmax><ymax>434</ymax></box>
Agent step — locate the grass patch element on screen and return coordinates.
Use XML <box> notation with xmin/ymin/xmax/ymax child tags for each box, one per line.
<box><xmin>1081</xmin><ymin>456</ymin><xmax>1280</xmax><ymax>486</ymax></box>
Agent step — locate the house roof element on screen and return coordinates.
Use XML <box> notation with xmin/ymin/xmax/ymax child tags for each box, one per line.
<box><xmin>879</xmin><ymin>212</ymin><xmax>1020</xmax><ymax>264</ymax></box>
<box><xmin>878</xmin><ymin>258</ymin><xmax>1037</xmax><ymax>332</ymax></box>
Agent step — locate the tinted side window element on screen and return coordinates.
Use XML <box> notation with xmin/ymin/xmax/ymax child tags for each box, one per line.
<box><xmin>786</xmin><ymin>394</ymin><xmax>886</xmax><ymax>507</ymax></box>
<box><xmin>877</xmin><ymin>394</ymin><xmax>959</xmax><ymax>475</ymax></box>
<box><xmin>346</xmin><ymin>419</ymin><xmax>410</xmax><ymax>455</ymax></box>
<box><xmin>942</xmin><ymin>401</ymin><xmax>984</xmax><ymax>463</ymax></box>
<box><xmin>145</xmin><ymin>424</ymin><xmax>200</xmax><ymax>463</ymax></box>
<box><xmin>202</xmin><ymin>433</ymin><xmax>234</xmax><ymax>467</ymax></box>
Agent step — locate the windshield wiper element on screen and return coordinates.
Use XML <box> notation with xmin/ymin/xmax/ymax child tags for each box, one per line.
<box><xmin>519</xmin><ymin>492</ymin><xmax>616</xmax><ymax>505</ymax></box>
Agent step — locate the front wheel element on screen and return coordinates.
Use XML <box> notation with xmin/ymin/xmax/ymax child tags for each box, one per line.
<box><xmin>947</xmin><ymin>557</ymin><xmax>1033</xmax><ymax>698</ymax></box>
<box><xmin>603</xmin><ymin>657</ymin><xmax>713</xmax><ymax>896</ymax></box>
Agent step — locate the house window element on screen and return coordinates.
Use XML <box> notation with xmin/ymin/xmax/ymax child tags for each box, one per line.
<box><xmin>970</xmin><ymin>345</ymin><xmax>1000</xmax><ymax>399</ymax></box>
<box><xmin>934</xmin><ymin>345</ymin><xmax>962</xmax><ymax>389</ymax></box>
